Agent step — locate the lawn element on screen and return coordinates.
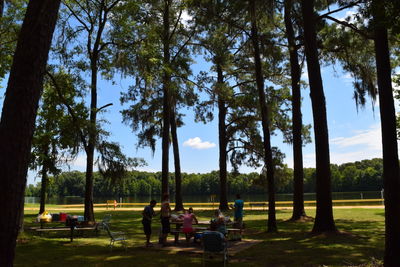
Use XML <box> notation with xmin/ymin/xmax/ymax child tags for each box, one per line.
<box><xmin>15</xmin><ymin>207</ymin><xmax>385</xmax><ymax>266</ymax></box>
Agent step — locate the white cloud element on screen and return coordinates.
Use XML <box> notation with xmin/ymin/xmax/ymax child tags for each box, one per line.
<box><xmin>183</xmin><ymin>137</ymin><xmax>216</xmax><ymax>150</ymax></box>
<box><xmin>301</xmin><ymin>124</ymin><xmax>387</xmax><ymax>167</ymax></box>
<box><xmin>67</xmin><ymin>154</ymin><xmax>90</xmax><ymax>170</ymax></box>
<box><xmin>303</xmin><ymin>153</ymin><xmax>316</xmax><ymax>168</ymax></box>
<box><xmin>180</xmin><ymin>10</ymin><xmax>192</xmax><ymax>25</ymax></box>
<box><xmin>330</xmin><ymin>124</ymin><xmax>384</xmax><ymax>164</ymax></box>
<box><xmin>342</xmin><ymin>73</ymin><xmax>352</xmax><ymax>80</ymax></box>
<box><xmin>330</xmin><ymin>124</ymin><xmax>381</xmax><ymax>150</ymax></box>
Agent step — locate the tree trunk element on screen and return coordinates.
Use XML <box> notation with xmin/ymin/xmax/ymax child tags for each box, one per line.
<box><xmin>19</xmin><ymin>193</ymin><xmax>24</xmax><ymax>234</ymax></box>
<box><xmin>372</xmin><ymin>8</ymin><xmax>400</xmax><ymax>266</ymax></box>
<box><xmin>301</xmin><ymin>0</ymin><xmax>336</xmax><ymax>233</ymax></box>
<box><xmin>83</xmin><ymin>55</ymin><xmax>98</xmax><ymax>222</ymax></box>
<box><xmin>84</xmin><ymin>144</ymin><xmax>95</xmax><ymax>221</ymax></box>
<box><xmin>161</xmin><ymin>0</ymin><xmax>171</xmax><ymax>197</ymax></box>
<box><xmin>249</xmin><ymin>0</ymin><xmax>277</xmax><ymax>232</ymax></box>
<box><xmin>0</xmin><ymin>0</ymin><xmax>60</xmax><ymax>265</ymax></box>
<box><xmin>39</xmin><ymin>164</ymin><xmax>48</xmax><ymax>214</ymax></box>
<box><xmin>171</xmin><ymin>106</ymin><xmax>184</xmax><ymax>211</ymax></box>
<box><xmin>0</xmin><ymin>0</ymin><xmax>4</xmax><ymax>18</ymax></box>
<box><xmin>216</xmin><ymin>63</ymin><xmax>229</xmax><ymax>211</ymax></box>
<box><xmin>284</xmin><ymin>0</ymin><xmax>306</xmax><ymax>221</ymax></box>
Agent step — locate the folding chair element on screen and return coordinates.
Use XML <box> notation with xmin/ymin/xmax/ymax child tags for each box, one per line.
<box><xmin>202</xmin><ymin>231</ymin><xmax>228</xmax><ymax>266</ymax></box>
<box><xmin>102</xmin><ymin>222</ymin><xmax>127</xmax><ymax>251</ymax></box>
<box><xmin>97</xmin><ymin>214</ymin><xmax>112</xmax><ymax>231</ymax></box>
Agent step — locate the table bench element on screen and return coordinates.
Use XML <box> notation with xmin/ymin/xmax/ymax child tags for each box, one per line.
<box><xmin>249</xmin><ymin>202</ymin><xmax>267</xmax><ymax>210</ymax></box>
<box><xmin>31</xmin><ymin>223</ymin><xmax>99</xmax><ymax>242</ymax></box>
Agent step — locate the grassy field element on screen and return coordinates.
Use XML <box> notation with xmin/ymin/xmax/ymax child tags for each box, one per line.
<box><xmin>15</xmin><ymin>206</ymin><xmax>385</xmax><ymax>266</ymax></box>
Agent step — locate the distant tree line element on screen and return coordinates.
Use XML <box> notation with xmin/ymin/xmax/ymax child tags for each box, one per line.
<box><xmin>25</xmin><ymin>158</ymin><xmax>384</xmax><ymax>198</ymax></box>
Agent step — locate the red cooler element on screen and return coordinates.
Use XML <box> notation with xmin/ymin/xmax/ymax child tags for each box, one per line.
<box><xmin>59</xmin><ymin>213</ymin><xmax>67</xmax><ymax>222</ymax></box>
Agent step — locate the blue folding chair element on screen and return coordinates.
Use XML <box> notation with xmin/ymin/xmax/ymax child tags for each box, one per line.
<box><xmin>202</xmin><ymin>231</ymin><xmax>228</xmax><ymax>266</ymax></box>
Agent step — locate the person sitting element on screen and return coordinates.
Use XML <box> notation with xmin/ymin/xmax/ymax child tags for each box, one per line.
<box><xmin>182</xmin><ymin>207</ymin><xmax>198</xmax><ymax>243</ymax></box>
<box><xmin>210</xmin><ymin>209</ymin><xmax>227</xmax><ymax>236</ymax></box>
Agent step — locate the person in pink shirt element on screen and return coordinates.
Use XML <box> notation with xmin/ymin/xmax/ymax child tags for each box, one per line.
<box><xmin>182</xmin><ymin>207</ymin><xmax>198</xmax><ymax>243</ymax></box>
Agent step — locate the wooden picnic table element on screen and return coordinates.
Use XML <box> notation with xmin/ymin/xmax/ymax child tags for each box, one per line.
<box><xmin>31</xmin><ymin>222</ymin><xmax>99</xmax><ymax>242</ymax></box>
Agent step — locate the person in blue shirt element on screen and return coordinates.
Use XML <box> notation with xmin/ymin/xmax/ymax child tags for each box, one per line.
<box><xmin>233</xmin><ymin>194</ymin><xmax>244</xmax><ymax>228</ymax></box>
<box><xmin>142</xmin><ymin>199</ymin><xmax>157</xmax><ymax>247</ymax></box>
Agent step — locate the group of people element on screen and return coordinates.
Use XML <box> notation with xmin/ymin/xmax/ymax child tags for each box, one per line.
<box><xmin>141</xmin><ymin>194</ymin><xmax>244</xmax><ymax>247</ymax></box>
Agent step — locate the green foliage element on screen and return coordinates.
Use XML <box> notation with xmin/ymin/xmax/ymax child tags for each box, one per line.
<box><xmin>119</xmin><ymin>0</ymin><xmax>196</xmax><ymax>153</ymax></box>
<box><xmin>26</xmin><ymin>158</ymin><xmax>384</xmax><ymax>197</ymax></box>
<box><xmin>0</xmin><ymin>0</ymin><xmax>26</xmax><ymax>82</ymax></box>
<box><xmin>320</xmin><ymin>16</ymin><xmax>377</xmax><ymax>110</ymax></box>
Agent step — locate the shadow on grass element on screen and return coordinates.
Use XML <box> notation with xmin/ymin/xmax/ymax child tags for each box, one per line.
<box><xmin>235</xmin><ymin>218</ymin><xmax>384</xmax><ymax>266</ymax></box>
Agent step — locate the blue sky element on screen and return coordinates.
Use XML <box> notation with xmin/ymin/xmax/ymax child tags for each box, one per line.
<box><xmin>1</xmin><ymin>8</ymin><xmax>398</xmax><ymax>185</ymax></box>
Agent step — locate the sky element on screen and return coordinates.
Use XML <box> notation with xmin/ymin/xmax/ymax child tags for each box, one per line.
<box><xmin>0</xmin><ymin>8</ymin><xmax>398</xmax><ymax>186</ymax></box>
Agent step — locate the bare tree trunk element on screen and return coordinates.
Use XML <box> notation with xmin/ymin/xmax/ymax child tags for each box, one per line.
<box><xmin>0</xmin><ymin>0</ymin><xmax>60</xmax><ymax>264</ymax></box>
<box><xmin>161</xmin><ymin>0</ymin><xmax>171</xmax><ymax>197</ymax></box>
<box><xmin>216</xmin><ymin>63</ymin><xmax>229</xmax><ymax>211</ymax></box>
<box><xmin>171</xmin><ymin>106</ymin><xmax>184</xmax><ymax>211</ymax></box>
<box><xmin>301</xmin><ymin>0</ymin><xmax>336</xmax><ymax>233</ymax></box>
<box><xmin>284</xmin><ymin>0</ymin><xmax>306</xmax><ymax>221</ymax></box>
<box><xmin>249</xmin><ymin>0</ymin><xmax>277</xmax><ymax>232</ymax></box>
<box><xmin>372</xmin><ymin>7</ymin><xmax>400</xmax><ymax>266</ymax></box>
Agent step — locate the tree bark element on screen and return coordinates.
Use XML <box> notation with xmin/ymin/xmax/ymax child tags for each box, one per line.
<box><xmin>216</xmin><ymin>63</ymin><xmax>229</xmax><ymax>211</ymax></box>
<box><xmin>161</xmin><ymin>0</ymin><xmax>171</xmax><ymax>197</ymax></box>
<box><xmin>249</xmin><ymin>0</ymin><xmax>277</xmax><ymax>232</ymax></box>
<box><xmin>372</xmin><ymin>8</ymin><xmax>400</xmax><ymax>266</ymax></box>
<box><xmin>170</xmin><ymin>106</ymin><xmax>184</xmax><ymax>211</ymax></box>
<box><xmin>284</xmin><ymin>0</ymin><xmax>306</xmax><ymax>221</ymax></box>
<box><xmin>0</xmin><ymin>0</ymin><xmax>61</xmax><ymax>265</ymax></box>
<box><xmin>0</xmin><ymin>0</ymin><xmax>4</xmax><ymax>18</ymax></box>
<box><xmin>301</xmin><ymin>0</ymin><xmax>336</xmax><ymax>233</ymax></box>
<box><xmin>83</xmin><ymin>53</ymin><xmax>98</xmax><ymax>222</ymax></box>
<box><xmin>39</xmin><ymin>163</ymin><xmax>49</xmax><ymax>214</ymax></box>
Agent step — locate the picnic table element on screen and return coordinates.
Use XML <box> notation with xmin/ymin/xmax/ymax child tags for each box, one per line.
<box><xmin>169</xmin><ymin>220</ymin><xmax>210</xmax><ymax>243</ymax></box>
<box><xmin>31</xmin><ymin>220</ymin><xmax>99</xmax><ymax>242</ymax></box>
<box><xmin>169</xmin><ymin>220</ymin><xmax>241</xmax><ymax>243</ymax></box>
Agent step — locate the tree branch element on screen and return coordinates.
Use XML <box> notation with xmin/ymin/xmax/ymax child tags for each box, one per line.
<box><xmin>46</xmin><ymin>71</ymin><xmax>89</xmax><ymax>151</ymax></box>
<box><xmin>318</xmin><ymin>1</ymin><xmax>363</xmax><ymax>20</ymax></box>
<box><xmin>97</xmin><ymin>103</ymin><xmax>113</xmax><ymax>113</ymax></box>
<box><xmin>324</xmin><ymin>15</ymin><xmax>372</xmax><ymax>40</ymax></box>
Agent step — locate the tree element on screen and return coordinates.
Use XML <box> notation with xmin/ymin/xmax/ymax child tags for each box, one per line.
<box><xmin>56</xmin><ymin>0</ymin><xmax>129</xmax><ymax>221</ymax></box>
<box><xmin>30</xmin><ymin>71</ymin><xmax>83</xmax><ymax>214</ymax></box>
<box><xmin>301</xmin><ymin>0</ymin><xmax>337</xmax><ymax>233</ymax></box>
<box><xmin>248</xmin><ymin>0</ymin><xmax>277</xmax><ymax>232</ymax></box>
<box><xmin>119</xmin><ymin>0</ymin><xmax>195</xmax><ymax>204</ymax></box>
<box><xmin>188</xmin><ymin>0</ymin><xmax>244</xmax><ymax>211</ymax></box>
<box><xmin>0</xmin><ymin>0</ymin><xmax>61</xmax><ymax>264</ymax></box>
<box><xmin>370</xmin><ymin>0</ymin><xmax>400</xmax><ymax>264</ymax></box>
<box><xmin>283</xmin><ymin>0</ymin><xmax>307</xmax><ymax>221</ymax></box>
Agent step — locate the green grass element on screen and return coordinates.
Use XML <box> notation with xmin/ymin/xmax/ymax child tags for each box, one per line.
<box><xmin>15</xmin><ymin>207</ymin><xmax>385</xmax><ymax>266</ymax></box>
